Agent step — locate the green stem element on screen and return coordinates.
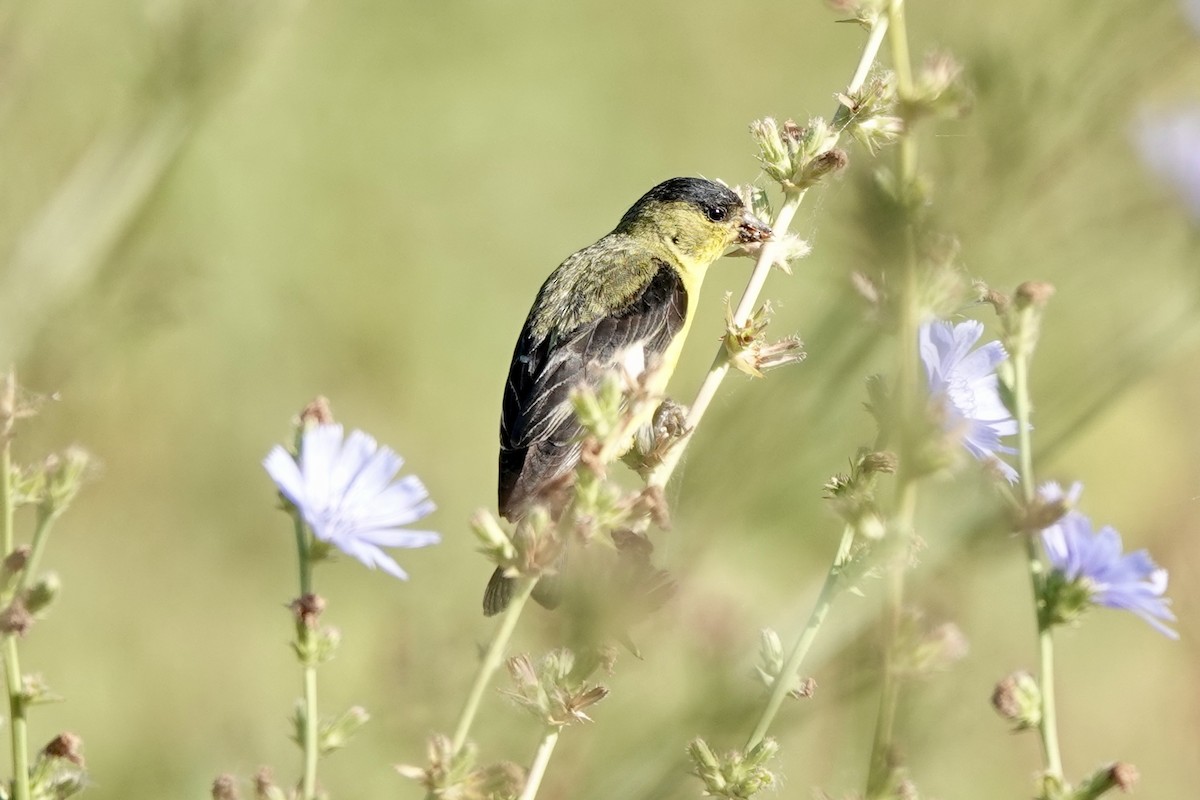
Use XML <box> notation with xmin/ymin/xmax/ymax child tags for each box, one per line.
<box><xmin>865</xmin><ymin>481</ymin><xmax>916</xmax><ymax>798</ymax></box>
<box><xmin>745</xmin><ymin>525</ymin><xmax>855</xmax><ymax>750</ymax></box>
<box><xmin>1012</xmin><ymin>342</ymin><xmax>1064</xmax><ymax>780</ymax></box>
<box><xmin>3</xmin><ymin>637</ymin><xmax>28</xmax><ymax>800</ymax></box>
<box><xmin>0</xmin><ymin>370</ymin><xmax>28</xmax><ymax>800</ymax></box>
<box><xmin>517</xmin><ymin>727</ymin><xmax>561</xmax><ymax>800</ymax></box>
<box><xmin>14</xmin><ymin>510</ymin><xmax>57</xmax><ymax>601</ymax></box>
<box><xmin>864</xmin><ymin>3</ymin><xmax>921</xmax><ymax>793</ymax></box>
<box><xmin>645</xmin><ymin>13</ymin><xmax>890</xmax><ymax>492</ymax></box>
<box><xmin>449</xmin><ymin>577</ymin><xmax>537</xmax><ymax>754</ymax></box>
<box><xmin>294</xmin><ymin>511</ymin><xmax>312</xmax><ymax>598</ymax></box>
<box><xmin>293</xmin><ymin>515</ymin><xmax>319</xmax><ymax>800</ymax></box>
<box><xmin>1</xmin><ymin>369</ymin><xmax>14</xmax><ymax>556</ymax></box>
<box><xmin>1036</xmin><ymin>620</ymin><xmax>1062</xmax><ymax>778</ymax></box>
<box><xmin>301</xmin><ymin>659</ymin><xmax>319</xmax><ymax>800</ymax></box>
<box><xmin>886</xmin><ymin>0</ymin><xmax>916</xmax><ymax>184</ymax></box>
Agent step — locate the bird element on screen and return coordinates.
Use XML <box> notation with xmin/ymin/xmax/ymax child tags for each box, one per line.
<box><xmin>483</xmin><ymin>177</ymin><xmax>773</xmax><ymax>616</ymax></box>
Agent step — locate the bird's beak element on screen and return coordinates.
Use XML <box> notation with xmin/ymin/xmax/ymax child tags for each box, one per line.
<box><xmin>736</xmin><ymin>211</ymin><xmax>773</xmax><ymax>244</ymax></box>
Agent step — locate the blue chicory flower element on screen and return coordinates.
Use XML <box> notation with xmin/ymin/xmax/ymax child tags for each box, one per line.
<box><xmin>1134</xmin><ymin>107</ymin><xmax>1200</xmax><ymax>222</ymax></box>
<box><xmin>264</xmin><ymin>424</ymin><xmax>439</xmax><ymax>580</ymax></box>
<box><xmin>919</xmin><ymin>319</ymin><xmax>1018</xmax><ymax>482</ymax></box>
<box><xmin>1039</xmin><ymin>482</ymin><xmax>1177</xmax><ymax>639</ymax></box>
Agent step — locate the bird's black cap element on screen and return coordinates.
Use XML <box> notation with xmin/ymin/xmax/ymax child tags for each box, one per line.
<box><xmin>629</xmin><ymin>177</ymin><xmax>743</xmax><ymax>216</ymax></box>
<box><xmin>619</xmin><ymin>177</ymin><xmax>747</xmax><ymax>230</ymax></box>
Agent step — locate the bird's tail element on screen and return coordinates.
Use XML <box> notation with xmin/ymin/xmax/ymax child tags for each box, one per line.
<box><xmin>482</xmin><ymin>566</ymin><xmax>563</xmax><ymax>616</ymax></box>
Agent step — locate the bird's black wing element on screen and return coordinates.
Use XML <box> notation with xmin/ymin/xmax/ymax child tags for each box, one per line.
<box><xmin>498</xmin><ymin>259</ymin><xmax>687</xmax><ymax>519</ymax></box>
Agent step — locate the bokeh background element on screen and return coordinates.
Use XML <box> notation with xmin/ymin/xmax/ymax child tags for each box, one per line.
<box><xmin>2</xmin><ymin>0</ymin><xmax>1199</xmax><ymax>797</ymax></box>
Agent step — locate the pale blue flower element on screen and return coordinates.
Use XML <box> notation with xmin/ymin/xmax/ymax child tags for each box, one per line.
<box><xmin>1134</xmin><ymin>108</ymin><xmax>1200</xmax><ymax>221</ymax></box>
<box><xmin>919</xmin><ymin>319</ymin><xmax>1018</xmax><ymax>481</ymax></box>
<box><xmin>1039</xmin><ymin>482</ymin><xmax>1177</xmax><ymax>639</ymax></box>
<box><xmin>264</xmin><ymin>425</ymin><xmax>439</xmax><ymax>579</ymax></box>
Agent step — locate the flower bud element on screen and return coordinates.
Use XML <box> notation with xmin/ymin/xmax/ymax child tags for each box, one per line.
<box><xmin>470</xmin><ymin>508</ymin><xmax>518</xmax><ymax>566</ymax></box>
<box><xmin>319</xmin><ymin>706</ymin><xmax>370</xmax><ymax>754</ymax></box>
<box><xmin>1014</xmin><ymin>281</ymin><xmax>1056</xmax><ymax>310</ymax></box>
<box><xmin>903</xmin><ymin>51</ymin><xmax>971</xmax><ymax>122</ymax></box>
<box><xmin>1072</xmin><ymin>761</ymin><xmax>1139</xmax><ymax>799</ymax></box>
<box><xmin>0</xmin><ymin>601</ymin><xmax>32</xmax><ymax>637</ymax></box>
<box><xmin>909</xmin><ymin>622</ymin><xmax>969</xmax><ymax>674</ymax></box>
<box><xmin>861</xmin><ymin>451</ymin><xmax>898</xmax><ymax>475</ymax></box>
<box><xmin>39</xmin><ymin>447</ymin><xmax>93</xmax><ymax>516</ymax></box>
<box><xmin>298</xmin><ymin>396</ymin><xmax>334</xmax><ymax>428</ymax></box>
<box><xmin>687</xmin><ymin>737</ymin><xmax>778</xmax><ymax>799</ymax></box>
<box><xmin>211</xmin><ymin>775</ymin><xmax>240</xmax><ymax>800</ymax></box>
<box><xmin>20</xmin><ymin>674</ymin><xmax>59</xmax><ymax>706</ymax></box>
<box><xmin>991</xmin><ymin>671</ymin><xmax>1041</xmax><ymax>731</ymax></box>
<box><xmin>253</xmin><ymin>768</ymin><xmax>287</xmax><ymax>800</ymax></box>
<box><xmin>1002</xmin><ymin>280</ymin><xmax>1055</xmax><ymax>359</ymax></box>
<box><xmin>756</xmin><ymin>629</ymin><xmax>818</xmax><ymax>699</ymax></box>
<box><xmin>24</xmin><ymin>571</ymin><xmax>61</xmax><ymax>616</ymax></box>
<box><xmin>42</xmin><ymin>733</ymin><xmax>84</xmax><ymax>767</ymax></box>
<box><xmin>0</xmin><ymin>546</ymin><xmax>31</xmax><ymax>592</ymax></box>
<box><xmin>504</xmin><ymin>649</ymin><xmax>609</xmax><ymax>727</ymax></box>
<box><xmin>794</xmin><ymin>147</ymin><xmax>849</xmax><ymax>189</ymax></box>
<box><xmin>290</xmin><ymin>593</ymin><xmax>325</xmax><ymax>629</ymax></box>
<box><xmin>32</xmin><ymin>733</ymin><xmax>87</xmax><ymax>799</ymax></box>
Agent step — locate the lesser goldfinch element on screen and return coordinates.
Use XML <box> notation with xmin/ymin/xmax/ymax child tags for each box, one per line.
<box><xmin>484</xmin><ymin>177</ymin><xmax>772</xmax><ymax>615</ymax></box>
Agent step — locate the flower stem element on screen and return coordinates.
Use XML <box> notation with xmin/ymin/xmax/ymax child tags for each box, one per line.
<box><xmin>301</xmin><ymin>659</ymin><xmax>319</xmax><ymax>800</ymax></box>
<box><xmin>865</xmin><ymin>2</ymin><xmax>921</xmax><ymax>793</ymax></box>
<box><xmin>2</xmin><ymin>637</ymin><xmax>28</xmax><ymax>800</ymax></box>
<box><xmin>745</xmin><ymin>525</ymin><xmax>855</xmax><ymax>751</ymax></box>
<box><xmin>646</xmin><ymin>13</ymin><xmax>890</xmax><ymax>491</ymax></box>
<box><xmin>450</xmin><ymin>577</ymin><xmax>536</xmax><ymax>754</ymax></box>
<box><xmin>517</xmin><ymin>727</ymin><xmax>561</xmax><ymax>800</ymax></box>
<box><xmin>14</xmin><ymin>510</ymin><xmax>57</xmax><ymax>601</ymax></box>
<box><xmin>293</xmin><ymin>515</ymin><xmax>319</xmax><ymax>800</ymax></box>
<box><xmin>0</xmin><ymin>370</ymin><xmax>29</xmax><ymax>800</ymax></box>
<box><xmin>1</xmin><ymin>369</ymin><xmax>13</xmax><ymax>556</ymax></box>
<box><xmin>294</xmin><ymin>513</ymin><xmax>312</xmax><ymax>598</ymax></box>
<box><xmin>1011</xmin><ymin>341</ymin><xmax>1064</xmax><ymax>780</ymax></box>
<box><xmin>865</xmin><ymin>480</ymin><xmax>917</xmax><ymax>798</ymax></box>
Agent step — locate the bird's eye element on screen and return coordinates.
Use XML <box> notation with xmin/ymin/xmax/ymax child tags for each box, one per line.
<box><xmin>705</xmin><ymin>204</ymin><xmax>729</xmax><ymax>222</ymax></box>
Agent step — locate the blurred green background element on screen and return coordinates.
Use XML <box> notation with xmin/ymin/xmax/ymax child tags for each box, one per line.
<box><xmin>2</xmin><ymin>0</ymin><xmax>1199</xmax><ymax>797</ymax></box>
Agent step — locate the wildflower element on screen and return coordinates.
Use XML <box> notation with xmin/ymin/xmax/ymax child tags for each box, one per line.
<box><xmin>264</xmin><ymin>425</ymin><xmax>439</xmax><ymax>579</ymax></box>
<box><xmin>1039</xmin><ymin>482</ymin><xmax>1177</xmax><ymax>639</ymax></box>
<box><xmin>919</xmin><ymin>319</ymin><xmax>1018</xmax><ymax>481</ymax></box>
<box><xmin>1134</xmin><ymin>107</ymin><xmax>1200</xmax><ymax>221</ymax></box>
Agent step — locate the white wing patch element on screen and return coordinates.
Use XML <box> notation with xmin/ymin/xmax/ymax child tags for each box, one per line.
<box><xmin>616</xmin><ymin>343</ymin><xmax>646</xmax><ymax>383</ymax></box>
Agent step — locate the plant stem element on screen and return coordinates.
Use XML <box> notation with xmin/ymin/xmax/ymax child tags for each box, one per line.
<box><xmin>2</xmin><ymin>637</ymin><xmax>28</xmax><ymax>800</ymax></box>
<box><xmin>294</xmin><ymin>511</ymin><xmax>312</xmax><ymax>598</ymax></box>
<box><xmin>14</xmin><ymin>510</ymin><xmax>57</xmax><ymax>601</ymax></box>
<box><xmin>517</xmin><ymin>727</ymin><xmax>561</xmax><ymax>800</ymax></box>
<box><xmin>1</xmin><ymin>370</ymin><xmax>14</xmax><ymax>557</ymax></box>
<box><xmin>301</xmin><ymin>658</ymin><xmax>319</xmax><ymax>800</ymax></box>
<box><xmin>864</xmin><ymin>480</ymin><xmax>916</xmax><ymax>797</ymax></box>
<box><xmin>865</xmin><ymin>5</ymin><xmax>922</xmax><ymax>793</ymax></box>
<box><xmin>645</xmin><ymin>13</ymin><xmax>890</xmax><ymax>491</ymax></box>
<box><xmin>450</xmin><ymin>577</ymin><xmax>537</xmax><ymax>754</ymax></box>
<box><xmin>0</xmin><ymin>371</ymin><xmax>29</xmax><ymax>800</ymax></box>
<box><xmin>293</xmin><ymin>516</ymin><xmax>319</xmax><ymax>800</ymax></box>
<box><xmin>1011</xmin><ymin>340</ymin><xmax>1064</xmax><ymax>780</ymax></box>
<box><xmin>745</xmin><ymin>525</ymin><xmax>855</xmax><ymax>751</ymax></box>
